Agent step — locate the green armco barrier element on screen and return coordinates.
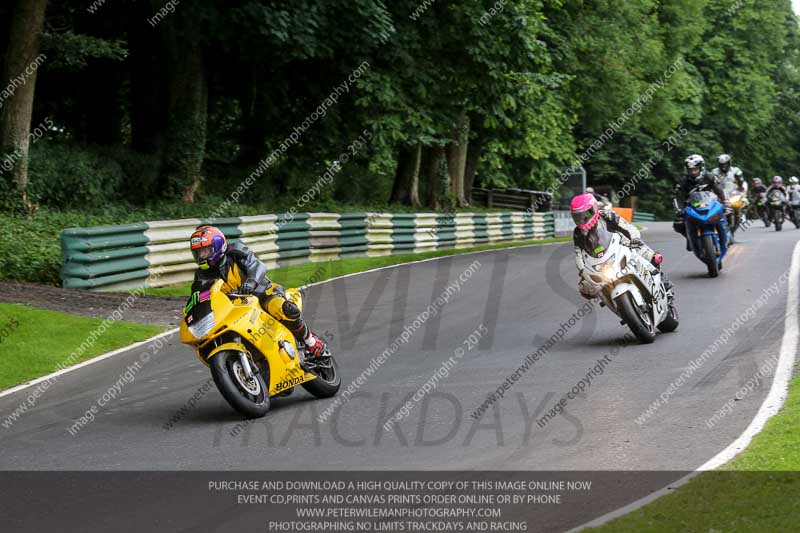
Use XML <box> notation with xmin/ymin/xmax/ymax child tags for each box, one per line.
<box><xmin>61</xmin><ymin>211</ymin><xmax>556</xmax><ymax>291</ymax></box>
<box><xmin>633</xmin><ymin>211</ymin><xmax>657</xmax><ymax>222</ymax></box>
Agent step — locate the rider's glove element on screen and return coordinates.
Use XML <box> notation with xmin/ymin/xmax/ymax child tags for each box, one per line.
<box><xmin>578</xmin><ymin>280</ymin><xmax>594</xmax><ymax>300</ymax></box>
<box><xmin>241</xmin><ymin>280</ymin><xmax>257</xmax><ymax>294</ymax></box>
<box><xmin>629</xmin><ymin>238</ymin><xmax>644</xmax><ymax>248</ymax></box>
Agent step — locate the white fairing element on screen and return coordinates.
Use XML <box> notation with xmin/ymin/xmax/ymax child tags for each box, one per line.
<box><xmin>580</xmin><ymin>233</ymin><xmax>670</xmax><ymax>326</ymax></box>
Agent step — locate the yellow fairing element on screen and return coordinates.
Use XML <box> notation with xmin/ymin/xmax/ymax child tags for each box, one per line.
<box><xmin>179</xmin><ymin>279</ymin><xmax>316</xmax><ymax>397</ymax></box>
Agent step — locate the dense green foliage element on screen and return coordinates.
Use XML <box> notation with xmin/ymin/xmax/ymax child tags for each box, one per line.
<box><xmin>0</xmin><ymin>1</ymin><xmax>798</xmax><ymax>217</ymax></box>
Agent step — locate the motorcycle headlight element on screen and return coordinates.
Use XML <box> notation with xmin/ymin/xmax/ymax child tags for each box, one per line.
<box><xmin>598</xmin><ymin>255</ymin><xmax>619</xmax><ymax>281</ymax></box>
<box><xmin>188</xmin><ymin>313</ymin><xmax>215</xmax><ymax>339</ymax></box>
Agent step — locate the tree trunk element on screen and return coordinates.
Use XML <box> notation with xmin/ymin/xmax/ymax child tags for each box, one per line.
<box><xmin>158</xmin><ymin>20</ymin><xmax>208</xmax><ymax>202</ymax></box>
<box><xmin>0</xmin><ymin>0</ymin><xmax>47</xmax><ymax>213</ymax></box>
<box><xmin>446</xmin><ymin>112</ymin><xmax>469</xmax><ymax>207</ymax></box>
<box><xmin>464</xmin><ymin>121</ymin><xmax>485</xmax><ymax>204</ymax></box>
<box><xmin>390</xmin><ymin>144</ymin><xmax>422</xmax><ymax>205</ymax></box>
<box><xmin>420</xmin><ymin>145</ymin><xmax>446</xmax><ymax>209</ymax></box>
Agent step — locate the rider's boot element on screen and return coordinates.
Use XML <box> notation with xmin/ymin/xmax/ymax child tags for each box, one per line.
<box><xmin>290</xmin><ymin>321</ymin><xmax>329</xmax><ymax>365</ymax></box>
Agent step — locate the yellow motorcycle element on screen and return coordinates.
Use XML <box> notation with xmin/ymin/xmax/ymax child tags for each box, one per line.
<box><xmin>179</xmin><ymin>279</ymin><xmax>340</xmax><ymax>418</ymax></box>
<box><xmin>729</xmin><ymin>190</ymin><xmax>749</xmax><ymax>235</ymax></box>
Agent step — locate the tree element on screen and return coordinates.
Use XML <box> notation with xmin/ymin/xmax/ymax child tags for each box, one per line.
<box><xmin>0</xmin><ymin>0</ymin><xmax>48</xmax><ymax>213</ymax></box>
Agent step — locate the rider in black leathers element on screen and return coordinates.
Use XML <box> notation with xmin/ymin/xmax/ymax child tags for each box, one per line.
<box><xmin>673</xmin><ymin>154</ymin><xmax>730</xmax><ymax>252</ymax></box>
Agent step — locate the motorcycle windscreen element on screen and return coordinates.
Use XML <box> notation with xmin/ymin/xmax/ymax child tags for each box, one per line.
<box><xmin>585</xmin><ymin>223</ymin><xmax>614</xmax><ymax>258</ymax></box>
<box><xmin>688</xmin><ymin>190</ymin><xmax>717</xmax><ymax>209</ymax></box>
<box><xmin>769</xmin><ymin>190</ymin><xmax>786</xmax><ymax>203</ymax></box>
<box><xmin>183</xmin><ymin>278</ymin><xmax>217</xmax><ymax>337</ymax></box>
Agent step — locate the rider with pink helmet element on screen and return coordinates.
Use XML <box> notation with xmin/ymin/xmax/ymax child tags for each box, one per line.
<box><xmin>570</xmin><ymin>193</ymin><xmax>668</xmax><ymax>299</ymax></box>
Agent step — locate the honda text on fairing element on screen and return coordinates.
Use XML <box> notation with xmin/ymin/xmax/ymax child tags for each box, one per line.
<box><xmin>682</xmin><ymin>189</ymin><xmax>727</xmax><ymax>278</ymax></box>
<box><xmin>180</xmin><ymin>279</ymin><xmax>341</xmax><ymax>418</ymax></box>
<box><xmin>577</xmin><ymin>225</ymin><xmax>678</xmax><ymax>344</ymax></box>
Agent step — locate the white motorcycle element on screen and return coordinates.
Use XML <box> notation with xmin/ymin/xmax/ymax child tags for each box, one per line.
<box><xmin>580</xmin><ymin>227</ymin><xmax>678</xmax><ymax>343</ymax></box>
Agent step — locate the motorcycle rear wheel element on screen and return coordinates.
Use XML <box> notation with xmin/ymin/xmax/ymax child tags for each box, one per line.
<box><xmin>210</xmin><ymin>350</ymin><xmax>270</xmax><ymax>418</ymax></box>
<box><xmin>302</xmin><ymin>354</ymin><xmax>341</xmax><ymax>398</ymax></box>
<box><xmin>657</xmin><ymin>298</ymin><xmax>679</xmax><ymax>333</ymax></box>
<box><xmin>616</xmin><ymin>293</ymin><xmax>655</xmax><ymax>344</ymax></box>
<box><xmin>703</xmin><ymin>235</ymin><xmax>719</xmax><ymax>278</ymax></box>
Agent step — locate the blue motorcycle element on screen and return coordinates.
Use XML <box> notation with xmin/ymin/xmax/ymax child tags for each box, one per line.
<box><xmin>683</xmin><ymin>189</ymin><xmax>728</xmax><ymax>278</ymax></box>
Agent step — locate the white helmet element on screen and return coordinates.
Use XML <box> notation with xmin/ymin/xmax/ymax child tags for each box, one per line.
<box><xmin>685</xmin><ymin>154</ymin><xmax>705</xmax><ymax>180</ymax></box>
<box><xmin>790</xmin><ymin>176</ymin><xmax>799</xmax><ymax>185</ymax></box>
<box><xmin>686</xmin><ymin>154</ymin><xmax>705</xmax><ymax>169</ymax></box>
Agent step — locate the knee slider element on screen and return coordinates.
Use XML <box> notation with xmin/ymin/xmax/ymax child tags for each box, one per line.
<box><xmin>282</xmin><ymin>300</ymin><xmax>302</xmax><ymax>320</ymax></box>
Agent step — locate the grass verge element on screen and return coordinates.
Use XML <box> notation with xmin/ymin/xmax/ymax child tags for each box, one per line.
<box><xmin>142</xmin><ymin>237</ymin><xmax>571</xmax><ymax>297</ymax></box>
<box><xmin>590</xmin><ymin>370</ymin><xmax>800</xmax><ymax>532</ymax></box>
<box><xmin>0</xmin><ymin>303</ymin><xmax>164</xmax><ymax>390</ymax></box>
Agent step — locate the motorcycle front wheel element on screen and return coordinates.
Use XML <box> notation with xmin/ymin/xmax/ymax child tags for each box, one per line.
<box><xmin>210</xmin><ymin>350</ymin><xmax>270</xmax><ymax>418</ymax></box>
<box><xmin>616</xmin><ymin>293</ymin><xmax>655</xmax><ymax>344</ymax></box>
<box><xmin>702</xmin><ymin>234</ymin><xmax>719</xmax><ymax>278</ymax></box>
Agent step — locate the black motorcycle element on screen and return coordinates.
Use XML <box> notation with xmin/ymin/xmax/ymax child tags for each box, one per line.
<box><xmin>752</xmin><ymin>191</ymin><xmax>770</xmax><ymax>227</ymax></box>
<box><xmin>767</xmin><ymin>189</ymin><xmax>787</xmax><ymax>232</ymax></box>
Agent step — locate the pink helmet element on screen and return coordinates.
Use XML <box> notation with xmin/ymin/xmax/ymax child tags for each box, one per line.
<box><xmin>570</xmin><ymin>193</ymin><xmax>600</xmax><ymax>232</ymax></box>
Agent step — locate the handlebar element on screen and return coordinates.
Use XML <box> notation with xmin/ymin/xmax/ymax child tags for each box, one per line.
<box><xmin>226</xmin><ymin>291</ymin><xmax>253</xmax><ymax>299</ymax></box>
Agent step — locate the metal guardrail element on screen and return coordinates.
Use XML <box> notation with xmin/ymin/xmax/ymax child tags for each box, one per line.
<box><xmin>471</xmin><ymin>188</ymin><xmax>552</xmax><ymax>212</ymax></box>
<box><xmin>61</xmin><ymin>211</ymin><xmax>556</xmax><ymax>291</ymax></box>
<box><xmin>632</xmin><ymin>211</ymin><xmax>656</xmax><ymax>222</ymax></box>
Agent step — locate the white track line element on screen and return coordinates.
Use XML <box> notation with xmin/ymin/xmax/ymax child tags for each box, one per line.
<box><xmin>570</xmin><ymin>237</ymin><xmax>800</xmax><ymax>532</ymax></box>
<box><xmin>0</xmin><ymin>237</ymin><xmax>569</xmax><ymax>399</ymax></box>
<box><xmin>0</xmin><ymin>329</ymin><xmax>177</xmax><ymax>399</ymax></box>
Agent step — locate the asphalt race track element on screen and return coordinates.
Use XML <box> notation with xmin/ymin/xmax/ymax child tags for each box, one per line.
<box><xmin>1</xmin><ymin>222</ymin><xmax>798</xmax><ymax>530</ymax></box>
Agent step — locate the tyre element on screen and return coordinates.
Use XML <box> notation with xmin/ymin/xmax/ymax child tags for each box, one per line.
<box><xmin>702</xmin><ymin>234</ymin><xmax>719</xmax><ymax>278</ymax></box>
<box><xmin>658</xmin><ymin>299</ymin><xmax>679</xmax><ymax>333</ymax></box>
<box><xmin>210</xmin><ymin>350</ymin><xmax>270</xmax><ymax>418</ymax></box>
<box><xmin>616</xmin><ymin>292</ymin><xmax>655</xmax><ymax>344</ymax></box>
<box><xmin>302</xmin><ymin>354</ymin><xmax>341</xmax><ymax>398</ymax></box>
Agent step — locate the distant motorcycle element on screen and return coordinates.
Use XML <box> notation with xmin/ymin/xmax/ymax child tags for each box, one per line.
<box><xmin>722</xmin><ymin>181</ymin><xmax>748</xmax><ymax>241</ymax></box>
<box><xmin>753</xmin><ymin>192</ymin><xmax>770</xmax><ymax>227</ymax></box>
<box><xmin>683</xmin><ymin>189</ymin><xmax>727</xmax><ymax>278</ymax></box>
<box><xmin>789</xmin><ymin>188</ymin><xmax>800</xmax><ymax>229</ymax></box>
<box><xmin>767</xmin><ymin>189</ymin><xmax>787</xmax><ymax>232</ymax></box>
<box><xmin>579</xmin><ymin>227</ymin><xmax>677</xmax><ymax>344</ymax></box>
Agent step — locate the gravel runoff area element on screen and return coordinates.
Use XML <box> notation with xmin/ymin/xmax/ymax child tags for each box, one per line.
<box><xmin>0</xmin><ymin>282</ymin><xmax>184</xmax><ymax>328</ymax></box>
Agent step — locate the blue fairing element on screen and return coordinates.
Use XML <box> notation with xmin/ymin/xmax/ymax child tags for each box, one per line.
<box><xmin>684</xmin><ymin>198</ymin><xmax>728</xmax><ymax>264</ymax></box>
